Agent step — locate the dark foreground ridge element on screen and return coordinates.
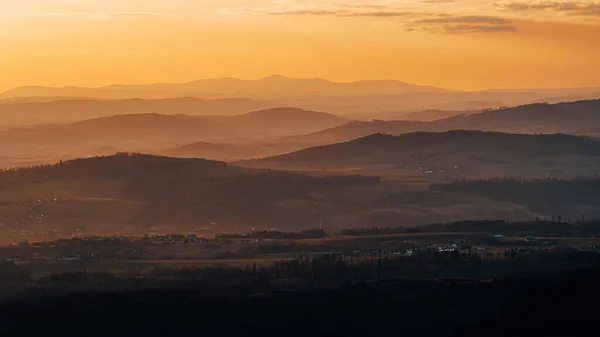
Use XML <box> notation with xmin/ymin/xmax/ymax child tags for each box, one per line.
<box><xmin>1</xmin><ymin>264</ymin><xmax>599</xmax><ymax>336</ymax></box>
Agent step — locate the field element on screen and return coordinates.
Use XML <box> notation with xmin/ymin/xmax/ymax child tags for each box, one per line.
<box><xmin>6</xmin><ymin>227</ymin><xmax>600</xmax><ymax>279</ymax></box>
<box><xmin>16</xmin><ymin>258</ymin><xmax>286</xmax><ymax>278</ymax></box>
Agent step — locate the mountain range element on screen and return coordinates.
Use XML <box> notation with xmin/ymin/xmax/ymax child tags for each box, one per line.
<box><xmin>2</xmin><ymin>99</ymin><xmax>600</xmax><ymax>169</ymax></box>
<box><xmin>2</xmin><ymin>76</ymin><xmax>599</xmax><ymax>117</ymax></box>
<box><xmin>0</xmin><ymin>75</ymin><xmax>450</xmax><ymax>100</ymax></box>
<box><xmin>0</xmin><ymin>108</ymin><xmax>346</xmax><ymax>167</ymax></box>
<box><xmin>244</xmin><ymin>131</ymin><xmax>600</xmax><ymax>179</ymax></box>
<box><xmin>0</xmin><ymin>97</ymin><xmax>275</xmax><ymax>126</ymax></box>
<box><xmin>279</xmin><ymin>99</ymin><xmax>600</xmax><ymax>146</ymax></box>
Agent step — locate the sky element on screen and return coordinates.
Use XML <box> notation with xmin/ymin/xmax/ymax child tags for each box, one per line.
<box><xmin>1</xmin><ymin>0</ymin><xmax>600</xmax><ymax>91</ymax></box>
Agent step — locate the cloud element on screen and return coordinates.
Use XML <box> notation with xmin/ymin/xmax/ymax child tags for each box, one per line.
<box><xmin>222</xmin><ymin>3</ymin><xmax>517</xmax><ymax>35</ymax></box>
<box><xmin>411</xmin><ymin>15</ymin><xmax>517</xmax><ymax>34</ymax></box>
<box><xmin>443</xmin><ymin>24</ymin><xmax>517</xmax><ymax>33</ymax></box>
<box><xmin>417</xmin><ymin>15</ymin><xmax>511</xmax><ymax>25</ymax></box>
<box><xmin>266</xmin><ymin>9</ymin><xmax>352</xmax><ymax>16</ymax></box>
<box><xmin>494</xmin><ymin>1</ymin><xmax>600</xmax><ymax>17</ymax></box>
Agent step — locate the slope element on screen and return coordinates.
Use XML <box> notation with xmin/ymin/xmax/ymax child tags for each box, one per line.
<box><xmin>280</xmin><ymin>99</ymin><xmax>600</xmax><ymax>147</ymax></box>
<box><xmin>0</xmin><ymin>153</ymin><xmax>382</xmax><ymax>234</ymax></box>
<box><xmin>0</xmin><ymin>97</ymin><xmax>276</xmax><ymax>126</ymax></box>
<box><xmin>436</xmin><ymin>99</ymin><xmax>600</xmax><ymax>134</ymax></box>
<box><xmin>0</xmin><ymin>76</ymin><xmax>451</xmax><ymax>100</ymax></box>
<box><xmin>162</xmin><ymin>140</ymin><xmax>311</xmax><ymax>161</ymax></box>
<box><xmin>246</xmin><ymin>131</ymin><xmax>600</xmax><ymax>178</ymax></box>
<box><xmin>0</xmin><ymin>108</ymin><xmax>346</xmax><ymax>167</ymax></box>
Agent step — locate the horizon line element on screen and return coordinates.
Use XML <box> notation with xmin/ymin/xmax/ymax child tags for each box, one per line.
<box><xmin>3</xmin><ymin>75</ymin><xmax>600</xmax><ymax>95</ymax></box>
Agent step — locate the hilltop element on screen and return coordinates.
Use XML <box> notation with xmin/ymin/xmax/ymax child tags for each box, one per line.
<box><xmin>280</xmin><ymin>99</ymin><xmax>600</xmax><ymax>146</ymax></box>
<box><xmin>0</xmin><ymin>97</ymin><xmax>275</xmax><ymax>126</ymax></box>
<box><xmin>0</xmin><ymin>76</ymin><xmax>450</xmax><ymax>101</ymax></box>
<box><xmin>0</xmin><ymin>153</ymin><xmax>382</xmax><ymax>233</ymax></box>
<box><xmin>162</xmin><ymin>140</ymin><xmax>310</xmax><ymax>161</ymax></box>
<box><xmin>245</xmin><ymin>131</ymin><xmax>600</xmax><ymax>178</ymax></box>
<box><xmin>2</xmin><ymin>77</ymin><xmax>599</xmax><ymax>115</ymax></box>
<box><xmin>3</xmin><ymin>153</ymin><xmax>598</xmax><ymax>236</ymax></box>
<box><xmin>437</xmin><ymin>99</ymin><xmax>600</xmax><ymax>134</ymax></box>
<box><xmin>0</xmin><ymin>108</ymin><xmax>346</xmax><ymax>167</ymax></box>
<box><xmin>281</xmin><ymin>120</ymin><xmax>434</xmax><ymax>145</ymax></box>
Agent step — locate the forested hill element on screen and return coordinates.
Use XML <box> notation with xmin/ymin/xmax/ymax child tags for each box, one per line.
<box><xmin>250</xmin><ymin>131</ymin><xmax>600</xmax><ymax>166</ymax></box>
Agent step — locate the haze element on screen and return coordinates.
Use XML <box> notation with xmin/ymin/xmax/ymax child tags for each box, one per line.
<box><xmin>2</xmin><ymin>0</ymin><xmax>600</xmax><ymax>91</ymax></box>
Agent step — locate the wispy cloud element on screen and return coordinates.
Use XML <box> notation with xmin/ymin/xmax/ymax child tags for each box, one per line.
<box><xmin>223</xmin><ymin>3</ymin><xmax>517</xmax><ymax>34</ymax></box>
<box><xmin>494</xmin><ymin>1</ymin><xmax>600</xmax><ymax>17</ymax></box>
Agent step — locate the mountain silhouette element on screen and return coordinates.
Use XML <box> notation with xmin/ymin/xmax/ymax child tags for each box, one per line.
<box><xmin>246</xmin><ymin>131</ymin><xmax>600</xmax><ymax>178</ymax></box>
<box><xmin>162</xmin><ymin>139</ymin><xmax>310</xmax><ymax>161</ymax></box>
<box><xmin>436</xmin><ymin>99</ymin><xmax>600</xmax><ymax>133</ymax></box>
<box><xmin>0</xmin><ymin>108</ymin><xmax>346</xmax><ymax>167</ymax></box>
<box><xmin>0</xmin><ymin>76</ymin><xmax>451</xmax><ymax>100</ymax></box>
<box><xmin>0</xmin><ymin>97</ymin><xmax>276</xmax><ymax>126</ymax></box>
<box><xmin>0</xmin><ymin>153</ymin><xmax>381</xmax><ymax>232</ymax></box>
<box><xmin>280</xmin><ymin>99</ymin><xmax>600</xmax><ymax>146</ymax></box>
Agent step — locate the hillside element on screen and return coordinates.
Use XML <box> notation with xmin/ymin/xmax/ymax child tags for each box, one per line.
<box><xmin>281</xmin><ymin>120</ymin><xmax>435</xmax><ymax>145</ymax></box>
<box><xmin>0</xmin><ymin>109</ymin><xmax>346</xmax><ymax>167</ymax></box>
<box><xmin>230</xmin><ymin>108</ymin><xmax>346</xmax><ymax>135</ymax></box>
<box><xmin>162</xmin><ymin>140</ymin><xmax>310</xmax><ymax>161</ymax></box>
<box><xmin>432</xmin><ymin>178</ymin><xmax>600</xmax><ymax>220</ymax></box>
<box><xmin>0</xmin><ymin>76</ymin><xmax>450</xmax><ymax>101</ymax></box>
<box><xmin>0</xmin><ymin>97</ymin><xmax>275</xmax><ymax>126</ymax></box>
<box><xmin>246</xmin><ymin>131</ymin><xmax>600</xmax><ymax>178</ymax></box>
<box><xmin>437</xmin><ymin>99</ymin><xmax>600</xmax><ymax>134</ymax></box>
<box><xmin>3</xmin><ymin>153</ymin><xmax>598</xmax><ymax>237</ymax></box>
<box><xmin>280</xmin><ymin>99</ymin><xmax>600</xmax><ymax>146</ymax></box>
<box><xmin>0</xmin><ymin>153</ymin><xmax>383</xmax><ymax>234</ymax></box>
<box><xmin>396</xmin><ymin>109</ymin><xmax>478</xmax><ymax>122</ymax></box>
<box><xmin>3</xmin><ymin>78</ymin><xmax>599</xmax><ymax>116</ymax></box>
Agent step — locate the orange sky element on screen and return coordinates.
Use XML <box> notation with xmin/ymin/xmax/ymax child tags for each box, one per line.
<box><xmin>1</xmin><ymin>0</ymin><xmax>600</xmax><ymax>91</ymax></box>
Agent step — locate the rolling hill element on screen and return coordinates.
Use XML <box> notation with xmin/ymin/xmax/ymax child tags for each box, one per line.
<box><xmin>394</xmin><ymin>109</ymin><xmax>478</xmax><ymax>122</ymax></box>
<box><xmin>279</xmin><ymin>99</ymin><xmax>600</xmax><ymax>147</ymax></box>
<box><xmin>245</xmin><ymin>131</ymin><xmax>600</xmax><ymax>178</ymax></box>
<box><xmin>437</xmin><ymin>99</ymin><xmax>600</xmax><ymax>134</ymax></box>
<box><xmin>1</xmin><ymin>153</ymin><xmax>595</xmax><ymax>238</ymax></box>
<box><xmin>0</xmin><ymin>76</ymin><xmax>450</xmax><ymax>101</ymax></box>
<box><xmin>226</xmin><ymin>107</ymin><xmax>345</xmax><ymax>135</ymax></box>
<box><xmin>0</xmin><ymin>153</ymin><xmax>384</xmax><ymax>233</ymax></box>
<box><xmin>162</xmin><ymin>140</ymin><xmax>311</xmax><ymax>161</ymax></box>
<box><xmin>280</xmin><ymin>120</ymin><xmax>435</xmax><ymax>145</ymax></box>
<box><xmin>3</xmin><ymin>77</ymin><xmax>599</xmax><ymax>116</ymax></box>
<box><xmin>0</xmin><ymin>108</ymin><xmax>346</xmax><ymax>167</ymax></box>
<box><xmin>0</xmin><ymin>97</ymin><xmax>276</xmax><ymax>126</ymax></box>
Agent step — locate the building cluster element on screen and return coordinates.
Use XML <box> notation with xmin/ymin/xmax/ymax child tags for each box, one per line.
<box><xmin>144</xmin><ymin>233</ymin><xmax>208</xmax><ymax>244</ymax></box>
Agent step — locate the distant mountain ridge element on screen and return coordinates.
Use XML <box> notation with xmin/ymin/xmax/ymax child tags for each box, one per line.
<box><xmin>279</xmin><ymin>99</ymin><xmax>600</xmax><ymax>146</ymax></box>
<box><xmin>437</xmin><ymin>99</ymin><xmax>600</xmax><ymax>134</ymax></box>
<box><xmin>0</xmin><ymin>108</ymin><xmax>347</xmax><ymax>167</ymax></box>
<box><xmin>0</xmin><ymin>76</ymin><xmax>451</xmax><ymax>100</ymax></box>
<box><xmin>2</xmin><ymin>78</ymin><xmax>600</xmax><ymax>121</ymax></box>
<box><xmin>246</xmin><ymin>130</ymin><xmax>600</xmax><ymax>178</ymax></box>
<box><xmin>0</xmin><ymin>97</ymin><xmax>277</xmax><ymax>125</ymax></box>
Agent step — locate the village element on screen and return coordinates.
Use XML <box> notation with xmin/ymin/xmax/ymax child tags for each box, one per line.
<box><xmin>3</xmin><ymin>229</ymin><xmax>599</xmax><ymax>265</ymax></box>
